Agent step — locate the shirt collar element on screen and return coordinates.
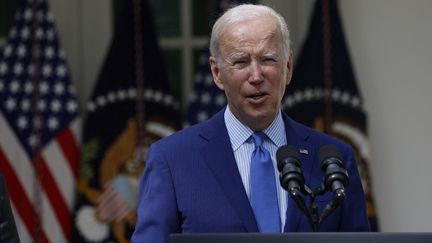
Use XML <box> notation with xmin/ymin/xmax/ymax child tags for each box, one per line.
<box><xmin>224</xmin><ymin>106</ymin><xmax>286</xmax><ymax>151</ymax></box>
<box><xmin>264</xmin><ymin>111</ymin><xmax>287</xmax><ymax>148</ymax></box>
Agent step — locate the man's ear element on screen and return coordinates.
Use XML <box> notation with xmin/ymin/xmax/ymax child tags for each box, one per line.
<box><xmin>209</xmin><ymin>56</ymin><xmax>225</xmax><ymax>91</ymax></box>
<box><xmin>285</xmin><ymin>51</ymin><xmax>294</xmax><ymax>86</ymax></box>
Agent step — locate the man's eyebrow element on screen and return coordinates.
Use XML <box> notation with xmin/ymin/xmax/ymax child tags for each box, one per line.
<box><xmin>227</xmin><ymin>52</ymin><xmax>247</xmax><ymax>59</ymax></box>
<box><xmin>222</xmin><ymin>52</ymin><xmax>247</xmax><ymax>64</ymax></box>
<box><xmin>262</xmin><ymin>52</ymin><xmax>279</xmax><ymax>58</ymax></box>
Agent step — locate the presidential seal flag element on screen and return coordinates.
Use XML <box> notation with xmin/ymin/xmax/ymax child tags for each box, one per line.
<box><xmin>73</xmin><ymin>0</ymin><xmax>179</xmax><ymax>242</ymax></box>
<box><xmin>282</xmin><ymin>0</ymin><xmax>379</xmax><ymax>230</ymax></box>
<box><xmin>0</xmin><ymin>0</ymin><xmax>80</xmax><ymax>242</ymax></box>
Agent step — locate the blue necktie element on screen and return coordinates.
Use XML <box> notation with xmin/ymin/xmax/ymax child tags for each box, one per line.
<box><xmin>250</xmin><ymin>132</ymin><xmax>281</xmax><ymax>232</ymax></box>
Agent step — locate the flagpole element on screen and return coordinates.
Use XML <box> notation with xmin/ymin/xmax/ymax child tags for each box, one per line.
<box><xmin>30</xmin><ymin>0</ymin><xmax>43</xmax><ymax>242</ymax></box>
<box><xmin>322</xmin><ymin>0</ymin><xmax>333</xmax><ymax>133</ymax></box>
<box><xmin>132</xmin><ymin>0</ymin><xmax>146</xmax><ymax>166</ymax></box>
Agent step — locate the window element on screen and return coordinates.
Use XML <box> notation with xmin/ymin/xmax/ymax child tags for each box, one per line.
<box><xmin>112</xmin><ymin>0</ymin><xmax>217</xmax><ymax>111</ymax></box>
<box><xmin>0</xmin><ymin>0</ymin><xmax>19</xmax><ymax>46</ymax></box>
<box><xmin>147</xmin><ymin>0</ymin><xmax>216</xmax><ymax>112</ymax></box>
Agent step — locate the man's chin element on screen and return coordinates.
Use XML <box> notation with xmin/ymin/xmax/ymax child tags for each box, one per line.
<box><xmin>243</xmin><ymin>110</ymin><xmax>277</xmax><ymax>130</ymax></box>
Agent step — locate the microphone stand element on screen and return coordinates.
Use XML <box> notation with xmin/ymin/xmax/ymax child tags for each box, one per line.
<box><xmin>287</xmin><ymin>184</ymin><xmax>345</xmax><ymax>232</ymax></box>
<box><xmin>319</xmin><ymin>188</ymin><xmax>345</xmax><ymax>223</ymax></box>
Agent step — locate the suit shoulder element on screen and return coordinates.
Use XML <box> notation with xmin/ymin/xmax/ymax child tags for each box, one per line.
<box><xmin>289</xmin><ymin>118</ymin><xmax>353</xmax><ymax>152</ymax></box>
<box><xmin>151</xmin><ymin>120</ymin><xmax>207</xmax><ymax>149</ymax></box>
<box><xmin>153</xmin><ymin>110</ymin><xmax>224</xmax><ymax>149</ymax></box>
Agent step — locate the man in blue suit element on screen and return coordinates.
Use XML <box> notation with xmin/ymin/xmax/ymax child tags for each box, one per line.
<box><xmin>132</xmin><ymin>4</ymin><xmax>369</xmax><ymax>243</ymax></box>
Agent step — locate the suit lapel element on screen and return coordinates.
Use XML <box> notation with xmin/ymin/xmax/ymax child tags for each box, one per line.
<box><xmin>198</xmin><ymin>111</ymin><xmax>317</xmax><ymax>232</ymax></box>
<box><xmin>281</xmin><ymin>114</ymin><xmax>315</xmax><ymax>232</ymax></box>
<box><xmin>200</xmin><ymin>110</ymin><xmax>259</xmax><ymax>232</ymax></box>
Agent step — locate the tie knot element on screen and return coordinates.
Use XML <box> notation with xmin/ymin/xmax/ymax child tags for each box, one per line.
<box><xmin>252</xmin><ymin>132</ymin><xmax>266</xmax><ymax>147</ymax></box>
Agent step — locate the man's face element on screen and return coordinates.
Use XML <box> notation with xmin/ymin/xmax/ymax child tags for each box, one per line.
<box><xmin>210</xmin><ymin>16</ymin><xmax>293</xmax><ymax>131</ymax></box>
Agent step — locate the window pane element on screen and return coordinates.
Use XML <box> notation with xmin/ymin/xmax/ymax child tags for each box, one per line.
<box><xmin>112</xmin><ymin>0</ymin><xmax>181</xmax><ymax>37</ymax></box>
<box><xmin>192</xmin><ymin>0</ymin><xmax>258</xmax><ymax>37</ymax></box>
<box><xmin>148</xmin><ymin>0</ymin><xmax>181</xmax><ymax>37</ymax></box>
<box><xmin>192</xmin><ymin>0</ymin><xmax>216</xmax><ymax>37</ymax></box>
<box><xmin>0</xmin><ymin>0</ymin><xmax>19</xmax><ymax>38</ymax></box>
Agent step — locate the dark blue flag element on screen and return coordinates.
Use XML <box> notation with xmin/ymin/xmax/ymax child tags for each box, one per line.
<box><xmin>73</xmin><ymin>0</ymin><xmax>179</xmax><ymax>242</ymax></box>
<box><xmin>282</xmin><ymin>0</ymin><xmax>379</xmax><ymax>231</ymax></box>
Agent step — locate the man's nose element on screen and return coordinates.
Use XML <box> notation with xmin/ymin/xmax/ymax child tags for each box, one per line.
<box><xmin>249</xmin><ymin>61</ymin><xmax>264</xmax><ymax>84</ymax></box>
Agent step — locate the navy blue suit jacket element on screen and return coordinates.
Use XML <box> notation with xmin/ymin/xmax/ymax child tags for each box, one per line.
<box><xmin>131</xmin><ymin>109</ymin><xmax>370</xmax><ymax>243</ymax></box>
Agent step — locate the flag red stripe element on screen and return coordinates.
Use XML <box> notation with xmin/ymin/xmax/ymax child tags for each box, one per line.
<box><xmin>57</xmin><ymin>128</ymin><xmax>79</xmax><ymax>178</ymax></box>
<box><xmin>35</xmin><ymin>153</ymin><xmax>72</xmax><ymax>242</ymax></box>
<box><xmin>0</xmin><ymin>149</ymin><xmax>50</xmax><ymax>243</ymax></box>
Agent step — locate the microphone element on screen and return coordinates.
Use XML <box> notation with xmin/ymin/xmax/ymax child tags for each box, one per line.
<box><xmin>318</xmin><ymin>144</ymin><xmax>349</xmax><ymax>197</ymax></box>
<box><xmin>276</xmin><ymin>145</ymin><xmax>305</xmax><ymax>194</ymax></box>
<box><xmin>277</xmin><ymin>145</ymin><xmax>314</xmax><ymax>229</ymax></box>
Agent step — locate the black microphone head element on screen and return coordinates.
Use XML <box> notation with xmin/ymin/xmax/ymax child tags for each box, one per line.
<box><xmin>276</xmin><ymin>145</ymin><xmax>304</xmax><ymax>192</ymax></box>
<box><xmin>318</xmin><ymin>144</ymin><xmax>343</xmax><ymax>169</ymax></box>
<box><xmin>318</xmin><ymin>144</ymin><xmax>349</xmax><ymax>191</ymax></box>
<box><xmin>276</xmin><ymin>145</ymin><xmax>300</xmax><ymax>171</ymax></box>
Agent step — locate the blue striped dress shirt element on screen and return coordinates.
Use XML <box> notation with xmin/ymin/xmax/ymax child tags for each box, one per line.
<box><xmin>224</xmin><ymin>106</ymin><xmax>288</xmax><ymax>231</ymax></box>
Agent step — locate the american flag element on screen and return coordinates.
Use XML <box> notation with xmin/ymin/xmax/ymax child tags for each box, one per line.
<box><xmin>185</xmin><ymin>0</ymin><xmax>253</xmax><ymax>126</ymax></box>
<box><xmin>73</xmin><ymin>0</ymin><xmax>178</xmax><ymax>241</ymax></box>
<box><xmin>0</xmin><ymin>0</ymin><xmax>80</xmax><ymax>242</ymax></box>
<box><xmin>185</xmin><ymin>48</ymin><xmax>226</xmax><ymax>125</ymax></box>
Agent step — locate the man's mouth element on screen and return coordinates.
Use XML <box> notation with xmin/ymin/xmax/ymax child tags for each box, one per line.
<box><xmin>248</xmin><ymin>92</ymin><xmax>268</xmax><ymax>101</ymax></box>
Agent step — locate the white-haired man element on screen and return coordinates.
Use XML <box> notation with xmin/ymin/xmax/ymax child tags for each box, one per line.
<box><xmin>132</xmin><ymin>4</ymin><xmax>369</xmax><ymax>243</ymax></box>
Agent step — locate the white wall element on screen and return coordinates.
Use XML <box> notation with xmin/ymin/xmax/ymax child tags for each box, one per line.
<box><xmin>50</xmin><ymin>0</ymin><xmax>432</xmax><ymax>232</ymax></box>
<box><xmin>49</xmin><ymin>0</ymin><xmax>111</xmax><ymax>109</ymax></box>
<box><xmin>267</xmin><ymin>0</ymin><xmax>432</xmax><ymax>232</ymax></box>
<box><xmin>339</xmin><ymin>0</ymin><xmax>432</xmax><ymax>232</ymax></box>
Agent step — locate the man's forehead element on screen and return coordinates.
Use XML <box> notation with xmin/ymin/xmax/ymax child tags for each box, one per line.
<box><xmin>220</xmin><ymin>32</ymin><xmax>282</xmax><ymax>55</ymax></box>
<box><xmin>223</xmin><ymin>16</ymin><xmax>277</xmax><ymax>35</ymax></box>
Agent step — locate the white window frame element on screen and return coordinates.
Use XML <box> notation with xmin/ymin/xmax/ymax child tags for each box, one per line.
<box><xmin>158</xmin><ymin>0</ymin><xmax>209</xmax><ymax>110</ymax></box>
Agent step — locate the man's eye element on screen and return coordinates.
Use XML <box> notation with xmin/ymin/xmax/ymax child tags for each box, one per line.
<box><xmin>232</xmin><ymin>60</ymin><xmax>248</xmax><ymax>67</ymax></box>
<box><xmin>263</xmin><ymin>57</ymin><xmax>276</xmax><ymax>62</ymax></box>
